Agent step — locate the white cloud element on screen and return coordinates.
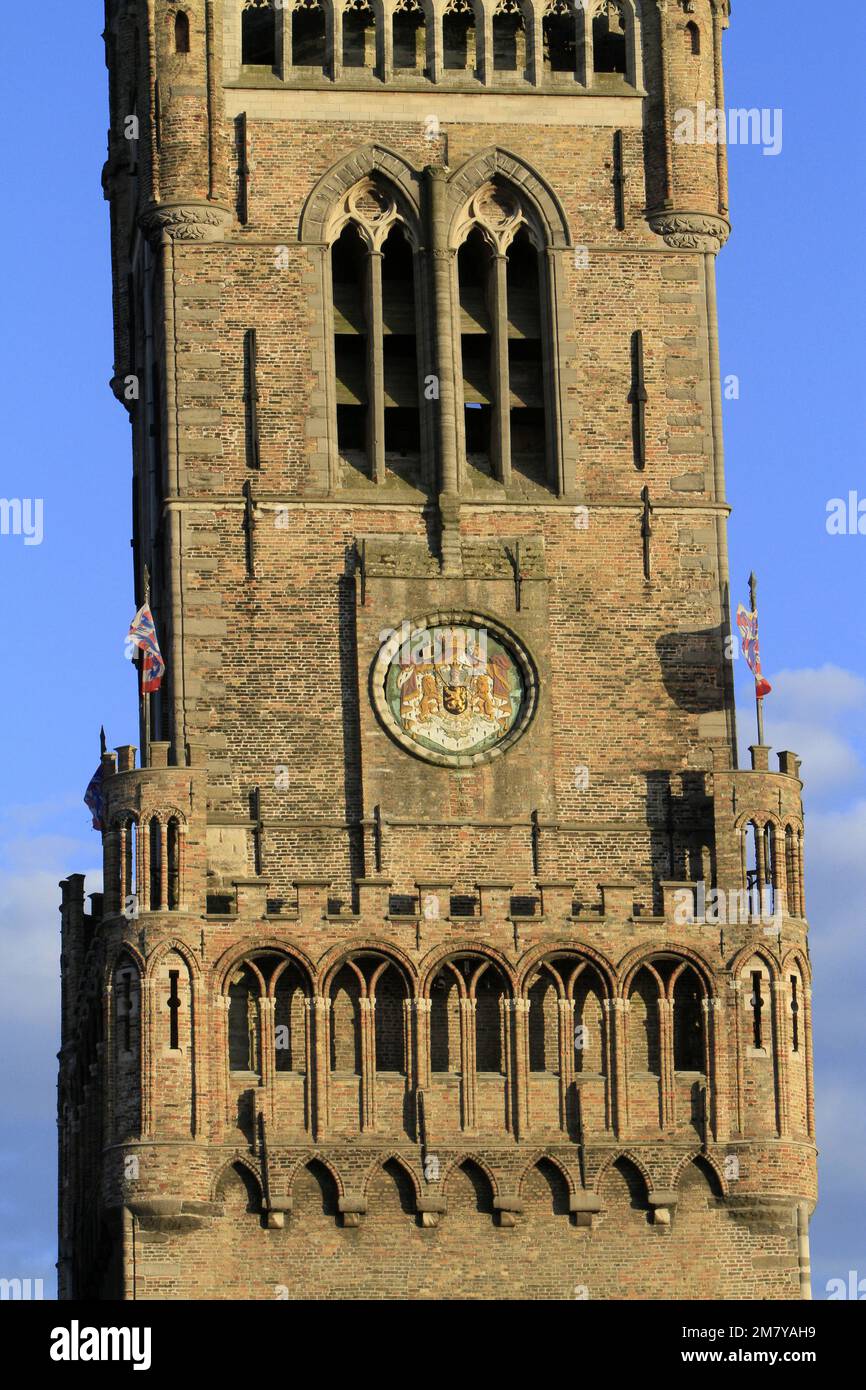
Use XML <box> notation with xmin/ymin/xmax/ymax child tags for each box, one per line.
<box><xmin>770</xmin><ymin>665</ymin><xmax>866</xmax><ymax>721</ymax></box>
<box><xmin>737</xmin><ymin>663</ymin><xmax>866</xmax><ymax>799</ymax></box>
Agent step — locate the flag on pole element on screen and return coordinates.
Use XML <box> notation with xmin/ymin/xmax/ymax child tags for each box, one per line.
<box><xmin>84</xmin><ymin>763</ymin><xmax>105</xmax><ymax>831</ymax></box>
<box><xmin>127</xmin><ymin>604</ymin><xmax>166</xmax><ymax>693</ymax></box>
<box><xmin>736</xmin><ymin>604</ymin><xmax>772</xmax><ymax>698</ymax></box>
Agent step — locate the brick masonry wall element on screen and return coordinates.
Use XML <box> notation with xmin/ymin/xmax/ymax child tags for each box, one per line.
<box><xmin>57</xmin><ymin>0</ymin><xmax>815</xmax><ymax>1302</ymax></box>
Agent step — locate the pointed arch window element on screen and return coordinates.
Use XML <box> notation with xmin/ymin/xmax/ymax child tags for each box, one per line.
<box><xmin>292</xmin><ymin>0</ymin><xmax>327</xmax><ymax>68</ymax></box>
<box><xmin>242</xmin><ymin>0</ymin><xmax>278</xmax><ymax>68</ymax></box>
<box><xmin>592</xmin><ymin>0</ymin><xmax>627</xmax><ymax>76</ymax></box>
<box><xmin>443</xmin><ymin>0</ymin><xmax>476</xmax><ymax>72</ymax></box>
<box><xmin>393</xmin><ymin>0</ymin><xmax>426</xmax><ymax>71</ymax></box>
<box><xmin>343</xmin><ymin>0</ymin><xmax>376</xmax><ymax>69</ymax></box>
<box><xmin>455</xmin><ymin>180</ymin><xmax>554</xmax><ymax>490</ymax></box>
<box><xmin>174</xmin><ymin>10</ymin><xmax>190</xmax><ymax>54</ymax></box>
<box><xmin>329</xmin><ymin>179</ymin><xmax>421</xmax><ymax>484</ymax></box>
<box><xmin>492</xmin><ymin>0</ymin><xmax>526</xmax><ymax>75</ymax></box>
<box><xmin>543</xmin><ymin>0</ymin><xmax>578</xmax><ymax>77</ymax></box>
<box><xmin>373</xmin><ymin>964</ymin><xmax>407</xmax><ymax>1073</ymax></box>
<box><xmin>228</xmin><ymin>965</ymin><xmax>261</xmax><ymax>1073</ymax></box>
<box><xmin>672</xmin><ymin>966</ymin><xmax>705</xmax><ymax>1072</ymax></box>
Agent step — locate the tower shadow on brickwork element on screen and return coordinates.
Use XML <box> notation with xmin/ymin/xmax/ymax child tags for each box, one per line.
<box><xmin>644</xmin><ymin>769</ymin><xmax>714</xmax><ymax>915</ymax></box>
<box><xmin>655</xmin><ymin>623</ymin><xmax>728</xmax><ymax>715</ymax></box>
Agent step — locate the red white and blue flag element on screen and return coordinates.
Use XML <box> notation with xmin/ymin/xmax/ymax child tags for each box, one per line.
<box><xmin>127</xmin><ymin>604</ymin><xmax>166</xmax><ymax>693</ymax></box>
<box><xmin>83</xmin><ymin>763</ymin><xmax>105</xmax><ymax>831</ymax></box>
<box><xmin>736</xmin><ymin>604</ymin><xmax>772</xmax><ymax>699</ymax></box>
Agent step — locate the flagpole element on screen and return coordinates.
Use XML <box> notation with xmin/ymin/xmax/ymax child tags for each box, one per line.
<box><xmin>749</xmin><ymin>571</ymin><xmax>766</xmax><ymax>745</ymax></box>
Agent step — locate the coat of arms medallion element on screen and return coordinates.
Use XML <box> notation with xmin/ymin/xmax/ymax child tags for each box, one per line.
<box><xmin>371</xmin><ymin>614</ymin><xmax>537</xmax><ymax>766</ymax></box>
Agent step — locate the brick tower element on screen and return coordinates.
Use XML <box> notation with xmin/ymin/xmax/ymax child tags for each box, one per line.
<box><xmin>59</xmin><ymin>0</ymin><xmax>816</xmax><ymax>1299</ymax></box>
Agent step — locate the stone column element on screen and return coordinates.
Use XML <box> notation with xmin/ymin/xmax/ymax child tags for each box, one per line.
<box><xmin>360</xmin><ymin>997</ymin><xmax>377</xmax><ymax>1130</ymax></box>
<box><xmin>366</xmin><ymin>250</ymin><xmax>386</xmax><ymax>481</ymax></box>
<box><xmin>312</xmin><ymin>995</ymin><xmax>331</xmax><ymax>1139</ymax></box>
<box><xmin>608</xmin><ymin>997</ymin><xmax>628</xmax><ymax>1134</ymax></box>
<box><xmin>771</xmin><ymin>979</ymin><xmax>789</xmax><ymax>1138</ymax></box>
<box><xmin>511</xmin><ymin>997</ymin><xmax>530</xmax><ymax>1138</ymax></box>
<box><xmin>710</xmin><ymin>0</ymin><xmax>730</xmax><ymax>216</ymax></box>
<box><xmin>460</xmin><ymin>997</ymin><xmax>477</xmax><ymax>1131</ymax></box>
<box><xmin>658</xmin><ymin>997</ymin><xmax>674</xmax><ymax>1130</ymax></box>
<box><xmin>491</xmin><ymin>253</ymin><xmax>511</xmax><ymax>485</ymax></box>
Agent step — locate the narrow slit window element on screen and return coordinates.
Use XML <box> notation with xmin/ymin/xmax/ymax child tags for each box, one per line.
<box><xmin>168</xmin><ymin>970</ymin><xmax>180</xmax><ymax>1050</ymax></box>
<box><xmin>790</xmin><ymin>975</ymin><xmax>800</xmax><ymax>1052</ymax></box>
<box><xmin>750</xmin><ymin>970</ymin><xmax>764</xmax><ymax>1049</ymax></box>
<box><xmin>686</xmin><ymin>21</ymin><xmax>700</xmax><ymax>56</ymax></box>
<box><xmin>175</xmin><ymin>11</ymin><xmax>190</xmax><ymax>54</ymax></box>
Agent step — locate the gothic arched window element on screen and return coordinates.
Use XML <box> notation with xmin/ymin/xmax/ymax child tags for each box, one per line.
<box><xmin>543</xmin><ymin>0</ymin><xmax>577</xmax><ymax>76</ymax></box>
<box><xmin>167</xmin><ymin>817</ymin><xmax>180</xmax><ymax>910</ymax></box>
<box><xmin>274</xmin><ymin>960</ymin><xmax>309</xmax><ymax>1073</ymax></box>
<box><xmin>492</xmin><ymin>0</ymin><xmax>526</xmax><ymax>74</ymax></box>
<box><xmin>672</xmin><ymin>966</ymin><xmax>705</xmax><ymax>1071</ymax></box>
<box><xmin>393</xmin><ymin>0</ymin><xmax>425</xmax><ymax>71</ymax></box>
<box><xmin>475</xmin><ymin>967</ymin><xmax>507</xmax><ymax>1072</ymax></box>
<box><xmin>374</xmin><ymin>964</ymin><xmax>406</xmax><ymax>1073</ymax></box>
<box><xmin>443</xmin><ymin>0</ymin><xmax>476</xmax><ymax>72</ymax></box>
<box><xmin>228</xmin><ymin>965</ymin><xmax>261</xmax><ymax>1073</ymax></box>
<box><xmin>330</xmin><ymin>180</ymin><xmax>421</xmax><ymax>483</ymax></box>
<box><xmin>343</xmin><ymin>0</ymin><xmax>376</xmax><ymax>69</ymax></box>
<box><xmin>455</xmin><ymin>180</ymin><xmax>553</xmax><ymax>489</ymax></box>
<box><xmin>242</xmin><ymin>1</ymin><xmax>278</xmax><ymax>68</ymax></box>
<box><xmin>592</xmin><ymin>0</ymin><xmax>627</xmax><ymax>75</ymax></box>
<box><xmin>292</xmin><ymin>0</ymin><xmax>327</xmax><ymax>68</ymax></box>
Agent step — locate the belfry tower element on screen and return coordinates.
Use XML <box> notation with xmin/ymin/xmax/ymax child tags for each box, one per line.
<box><xmin>59</xmin><ymin>0</ymin><xmax>816</xmax><ymax>1299</ymax></box>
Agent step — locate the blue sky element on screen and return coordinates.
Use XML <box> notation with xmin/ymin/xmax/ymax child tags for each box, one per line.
<box><xmin>0</xmin><ymin>2</ymin><xmax>863</xmax><ymax>1299</ymax></box>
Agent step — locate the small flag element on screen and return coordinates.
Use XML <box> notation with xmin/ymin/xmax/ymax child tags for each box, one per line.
<box><xmin>127</xmin><ymin>604</ymin><xmax>166</xmax><ymax>693</ymax></box>
<box><xmin>736</xmin><ymin>604</ymin><xmax>772</xmax><ymax>698</ymax></box>
<box><xmin>84</xmin><ymin>763</ymin><xmax>105</xmax><ymax>831</ymax></box>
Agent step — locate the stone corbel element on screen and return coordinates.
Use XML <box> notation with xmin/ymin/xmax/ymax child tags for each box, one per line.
<box><xmin>265</xmin><ymin>1197</ymin><xmax>293</xmax><ymax>1230</ymax></box>
<box><xmin>417</xmin><ymin>1196</ymin><xmax>447</xmax><ymax>1229</ymax></box>
<box><xmin>647</xmin><ymin>210</ymin><xmax>731</xmax><ymax>253</ymax></box>
<box><xmin>140</xmin><ymin>199</ymin><xmax>234</xmax><ymax>245</ymax></box>
<box><xmin>569</xmin><ymin>1192</ymin><xmax>604</xmax><ymax>1229</ymax></box>
<box><xmin>493</xmin><ymin>1194</ymin><xmax>524</xmax><ymax>1229</ymax></box>
<box><xmin>338</xmin><ymin>1194</ymin><xmax>368</xmax><ymax>1228</ymax></box>
<box><xmin>649</xmin><ymin>1189</ymin><xmax>678</xmax><ymax>1226</ymax></box>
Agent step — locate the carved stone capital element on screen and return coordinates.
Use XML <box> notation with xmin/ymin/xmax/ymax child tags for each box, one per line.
<box><xmin>140</xmin><ymin>199</ymin><xmax>234</xmax><ymax>245</ymax></box>
<box><xmin>647</xmin><ymin>210</ymin><xmax>731</xmax><ymax>253</ymax></box>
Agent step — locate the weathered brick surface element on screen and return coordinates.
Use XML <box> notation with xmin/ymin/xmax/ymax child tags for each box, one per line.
<box><xmin>58</xmin><ymin>0</ymin><xmax>816</xmax><ymax>1301</ymax></box>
